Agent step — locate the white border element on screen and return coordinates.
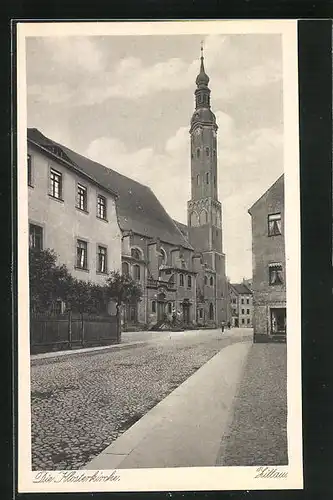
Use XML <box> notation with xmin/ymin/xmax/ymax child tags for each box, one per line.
<box><xmin>17</xmin><ymin>20</ymin><xmax>302</xmax><ymax>492</ymax></box>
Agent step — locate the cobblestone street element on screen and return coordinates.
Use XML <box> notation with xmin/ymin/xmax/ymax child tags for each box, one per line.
<box><xmin>31</xmin><ymin>328</ymin><xmax>251</xmax><ymax>470</ymax></box>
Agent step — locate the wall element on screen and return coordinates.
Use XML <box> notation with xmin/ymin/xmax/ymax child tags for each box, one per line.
<box><xmin>28</xmin><ymin>145</ymin><xmax>122</xmax><ymax>285</ymax></box>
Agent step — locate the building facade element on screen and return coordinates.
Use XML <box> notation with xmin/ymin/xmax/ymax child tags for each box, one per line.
<box><xmin>248</xmin><ymin>174</ymin><xmax>286</xmax><ymax>342</ymax></box>
<box><xmin>27</xmin><ymin>134</ymin><xmax>122</xmax><ymax>298</ymax></box>
<box><xmin>229</xmin><ymin>283</ymin><xmax>253</xmax><ymax>328</ymax></box>
<box><xmin>27</xmin><ymin>48</ymin><xmax>228</xmax><ymax>330</ymax></box>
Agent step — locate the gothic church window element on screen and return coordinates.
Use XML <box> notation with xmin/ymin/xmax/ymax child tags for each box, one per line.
<box><xmin>269</xmin><ymin>264</ymin><xmax>283</xmax><ymax>285</ymax></box>
<box><xmin>133</xmin><ymin>264</ymin><xmax>141</xmax><ymax>281</ymax></box>
<box><xmin>199</xmin><ymin>209</ymin><xmax>208</xmax><ymax>225</ymax></box>
<box><xmin>190</xmin><ymin>211</ymin><xmax>199</xmax><ymax>227</ymax></box>
<box><xmin>205</xmin><ymin>147</ymin><xmax>210</xmax><ymax>156</ymax></box>
<box><xmin>206</xmin><ymin>172</ymin><xmax>210</xmax><ymax>184</ymax></box>
<box><xmin>210</xmin><ymin>276</ymin><xmax>214</xmax><ymax>286</ymax></box>
<box><xmin>160</xmin><ymin>248</ymin><xmax>167</xmax><ymax>265</ymax></box>
<box><xmin>131</xmin><ymin>248</ymin><xmax>142</xmax><ymax>260</ymax></box>
<box><xmin>209</xmin><ymin>303</ymin><xmax>214</xmax><ymax>320</ymax></box>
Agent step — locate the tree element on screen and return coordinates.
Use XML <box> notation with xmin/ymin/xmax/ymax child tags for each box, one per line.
<box><xmin>29</xmin><ymin>248</ymin><xmax>72</xmax><ymax>315</ymax></box>
<box><xmin>105</xmin><ymin>271</ymin><xmax>142</xmax><ymax>342</ymax></box>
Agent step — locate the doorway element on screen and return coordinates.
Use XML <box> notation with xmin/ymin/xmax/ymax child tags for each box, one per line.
<box><xmin>182</xmin><ymin>301</ymin><xmax>190</xmax><ymax>325</ymax></box>
<box><xmin>270</xmin><ymin>308</ymin><xmax>286</xmax><ymax>335</ymax></box>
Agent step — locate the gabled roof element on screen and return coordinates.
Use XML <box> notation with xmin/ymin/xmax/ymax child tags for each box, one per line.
<box><xmin>173</xmin><ymin>219</ymin><xmax>189</xmax><ymax>238</ymax></box>
<box><xmin>230</xmin><ymin>283</ymin><xmax>252</xmax><ymax>295</ymax></box>
<box><xmin>248</xmin><ymin>174</ymin><xmax>284</xmax><ymax>215</ymax></box>
<box><xmin>27</xmin><ymin>128</ymin><xmax>193</xmax><ymax>250</ymax></box>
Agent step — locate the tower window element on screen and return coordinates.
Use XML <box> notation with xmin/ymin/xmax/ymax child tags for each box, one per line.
<box><xmin>196</xmin><ymin>148</ymin><xmax>200</xmax><ymax>158</ymax></box>
<box><xmin>205</xmin><ymin>147</ymin><xmax>210</xmax><ymax>157</ymax></box>
<box><xmin>196</xmin><ymin>174</ymin><xmax>200</xmax><ymax>186</ymax></box>
<box><xmin>206</xmin><ymin>172</ymin><xmax>210</xmax><ymax>184</ymax></box>
<box><xmin>210</xmin><ymin>276</ymin><xmax>214</xmax><ymax>286</ymax></box>
<box><xmin>213</xmin><ymin>150</ymin><xmax>216</xmax><ymax>157</ymax></box>
<box><xmin>214</xmin><ymin>176</ymin><xmax>216</xmax><ymax>186</ymax></box>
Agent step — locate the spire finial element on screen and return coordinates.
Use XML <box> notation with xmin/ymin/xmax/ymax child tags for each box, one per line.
<box><xmin>196</xmin><ymin>41</ymin><xmax>209</xmax><ymax>87</ymax></box>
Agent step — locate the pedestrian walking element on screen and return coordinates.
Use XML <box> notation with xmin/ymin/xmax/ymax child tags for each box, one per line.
<box><xmin>221</xmin><ymin>321</ymin><xmax>225</xmax><ymax>333</ymax></box>
<box><xmin>227</xmin><ymin>321</ymin><xmax>231</xmax><ymax>330</ymax></box>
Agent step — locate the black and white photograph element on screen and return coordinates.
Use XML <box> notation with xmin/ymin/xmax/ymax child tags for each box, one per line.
<box><xmin>17</xmin><ymin>20</ymin><xmax>302</xmax><ymax>492</ymax></box>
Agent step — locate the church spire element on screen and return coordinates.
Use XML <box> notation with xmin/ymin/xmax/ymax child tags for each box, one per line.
<box><xmin>196</xmin><ymin>41</ymin><xmax>210</xmax><ymax>87</ymax></box>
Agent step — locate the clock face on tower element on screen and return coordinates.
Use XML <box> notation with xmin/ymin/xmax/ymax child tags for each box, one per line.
<box><xmin>194</xmin><ymin>127</ymin><xmax>202</xmax><ymax>136</ymax></box>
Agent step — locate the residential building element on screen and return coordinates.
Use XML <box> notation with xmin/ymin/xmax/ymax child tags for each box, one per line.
<box><xmin>229</xmin><ymin>283</ymin><xmax>253</xmax><ymax>328</ymax></box>
<box><xmin>248</xmin><ymin>174</ymin><xmax>286</xmax><ymax>342</ymax></box>
<box><xmin>27</xmin><ymin>132</ymin><xmax>122</xmax><ymax>301</ymax></box>
<box><xmin>27</xmin><ymin>48</ymin><xmax>229</xmax><ymax>329</ymax></box>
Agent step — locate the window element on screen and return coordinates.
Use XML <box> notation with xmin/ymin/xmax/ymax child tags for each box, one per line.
<box><xmin>77</xmin><ymin>184</ymin><xmax>87</xmax><ymax>211</ymax></box>
<box><xmin>209</xmin><ymin>303</ymin><xmax>214</xmax><ymax>320</ymax></box>
<box><xmin>241</xmin><ymin>298</ymin><xmax>244</xmax><ymax>304</ymax></box>
<box><xmin>97</xmin><ymin>195</ymin><xmax>107</xmax><ymax>220</ymax></box>
<box><xmin>122</xmin><ymin>262</ymin><xmax>129</xmax><ymax>275</ymax></box>
<box><xmin>179</xmin><ymin>274</ymin><xmax>184</xmax><ymax>287</ymax></box>
<box><xmin>214</xmin><ymin>175</ymin><xmax>216</xmax><ymax>186</ymax></box>
<box><xmin>200</xmin><ymin>210</ymin><xmax>208</xmax><ymax>225</ymax></box>
<box><xmin>241</xmin><ymin>309</ymin><xmax>245</xmax><ymax>314</ymax></box>
<box><xmin>97</xmin><ymin>246</ymin><xmax>107</xmax><ymax>273</ymax></box>
<box><xmin>29</xmin><ymin>224</ymin><xmax>43</xmax><ymax>250</ymax></box>
<box><xmin>246</xmin><ymin>298</ymin><xmax>249</xmax><ymax>304</ymax></box>
<box><xmin>196</xmin><ymin>174</ymin><xmax>200</xmax><ymax>186</ymax></box>
<box><xmin>76</xmin><ymin>240</ymin><xmax>88</xmax><ymax>269</ymax></box>
<box><xmin>196</xmin><ymin>148</ymin><xmax>200</xmax><ymax>158</ymax></box>
<box><xmin>247</xmin><ymin>309</ymin><xmax>250</xmax><ymax>315</ymax></box>
<box><xmin>50</xmin><ymin>169</ymin><xmax>62</xmax><ymax>199</ymax></box>
<box><xmin>247</xmin><ymin>318</ymin><xmax>250</xmax><ymax>324</ymax></box>
<box><xmin>269</xmin><ymin>264</ymin><xmax>283</xmax><ymax>285</ymax></box>
<box><xmin>168</xmin><ymin>303</ymin><xmax>172</xmax><ymax>314</ymax></box>
<box><xmin>131</xmin><ymin>248</ymin><xmax>142</xmax><ymax>260</ymax></box>
<box><xmin>133</xmin><ymin>264</ymin><xmax>141</xmax><ymax>281</ymax></box>
<box><xmin>190</xmin><ymin>211</ymin><xmax>199</xmax><ymax>227</ymax></box>
<box><xmin>242</xmin><ymin>318</ymin><xmax>245</xmax><ymax>324</ymax></box>
<box><xmin>205</xmin><ymin>147</ymin><xmax>210</xmax><ymax>156</ymax></box>
<box><xmin>206</xmin><ymin>172</ymin><xmax>210</xmax><ymax>184</ymax></box>
<box><xmin>152</xmin><ymin>301</ymin><xmax>156</xmax><ymax>313</ymax></box>
<box><xmin>204</xmin><ymin>276</ymin><xmax>208</xmax><ymax>285</ymax></box>
<box><xmin>268</xmin><ymin>213</ymin><xmax>282</xmax><ymax>236</ymax></box>
<box><xmin>187</xmin><ymin>275</ymin><xmax>192</xmax><ymax>288</ymax></box>
<box><xmin>210</xmin><ymin>276</ymin><xmax>214</xmax><ymax>286</ymax></box>
<box><xmin>213</xmin><ymin>150</ymin><xmax>216</xmax><ymax>157</ymax></box>
<box><xmin>160</xmin><ymin>248</ymin><xmax>167</xmax><ymax>265</ymax></box>
<box><xmin>199</xmin><ymin>309</ymin><xmax>203</xmax><ymax>319</ymax></box>
<box><xmin>27</xmin><ymin>154</ymin><xmax>32</xmax><ymax>186</ymax></box>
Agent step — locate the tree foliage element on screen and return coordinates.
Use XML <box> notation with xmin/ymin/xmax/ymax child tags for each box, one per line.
<box><xmin>105</xmin><ymin>271</ymin><xmax>142</xmax><ymax>306</ymax></box>
<box><xmin>29</xmin><ymin>248</ymin><xmax>72</xmax><ymax>315</ymax></box>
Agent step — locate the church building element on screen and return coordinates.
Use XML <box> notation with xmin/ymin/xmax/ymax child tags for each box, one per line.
<box><xmin>26</xmin><ymin>48</ymin><xmax>228</xmax><ymax>330</ymax></box>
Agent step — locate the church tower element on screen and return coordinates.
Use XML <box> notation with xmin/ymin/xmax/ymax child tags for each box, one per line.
<box><xmin>187</xmin><ymin>46</ymin><xmax>228</xmax><ymax>325</ymax></box>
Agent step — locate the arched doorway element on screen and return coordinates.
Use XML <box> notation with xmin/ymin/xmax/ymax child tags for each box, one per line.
<box><xmin>182</xmin><ymin>299</ymin><xmax>190</xmax><ymax>325</ymax></box>
<box><xmin>157</xmin><ymin>292</ymin><xmax>166</xmax><ymax>322</ymax></box>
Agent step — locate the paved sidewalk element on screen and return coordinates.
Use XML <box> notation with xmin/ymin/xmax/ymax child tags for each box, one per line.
<box><xmin>31</xmin><ymin>341</ymin><xmax>147</xmax><ymax>363</ymax></box>
<box><xmin>84</xmin><ymin>340</ymin><xmax>252</xmax><ymax>469</ymax></box>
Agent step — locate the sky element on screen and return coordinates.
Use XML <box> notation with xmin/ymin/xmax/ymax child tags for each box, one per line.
<box><xmin>26</xmin><ymin>33</ymin><xmax>284</xmax><ymax>282</ymax></box>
